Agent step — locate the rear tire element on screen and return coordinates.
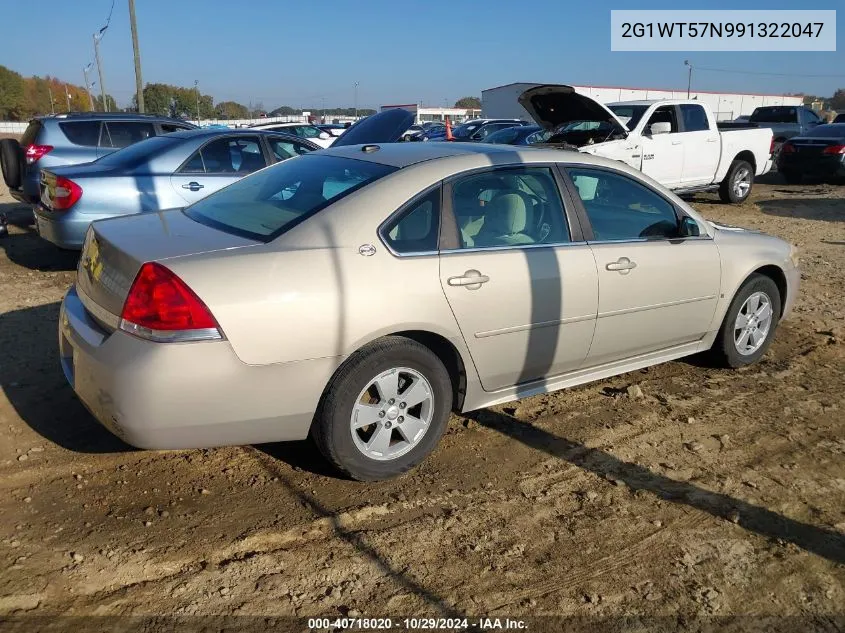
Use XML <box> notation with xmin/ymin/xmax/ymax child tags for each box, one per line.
<box><xmin>710</xmin><ymin>273</ymin><xmax>781</xmax><ymax>368</ymax></box>
<box><xmin>0</xmin><ymin>139</ymin><xmax>22</xmax><ymax>189</ymax></box>
<box><xmin>782</xmin><ymin>170</ymin><xmax>802</xmax><ymax>185</ymax></box>
<box><xmin>311</xmin><ymin>336</ymin><xmax>453</xmax><ymax>481</ymax></box>
<box><xmin>719</xmin><ymin>159</ymin><xmax>754</xmax><ymax>204</ymax></box>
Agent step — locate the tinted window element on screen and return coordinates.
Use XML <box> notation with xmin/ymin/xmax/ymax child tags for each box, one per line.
<box><xmin>750</xmin><ymin>107</ymin><xmax>797</xmax><ymax>124</ymax></box>
<box><xmin>803</xmin><ymin>109</ymin><xmax>820</xmax><ymax>123</ymax></box>
<box><xmin>103</xmin><ymin>121</ymin><xmax>155</xmax><ymax>148</ymax></box>
<box><xmin>59</xmin><ymin>121</ymin><xmax>101</xmax><ymax>146</ymax></box>
<box><xmin>184</xmin><ymin>155</ymin><xmax>397</xmax><ymax>241</ymax></box>
<box><xmin>21</xmin><ymin>121</ymin><xmax>44</xmax><ymax>146</ymax></box>
<box><xmin>450</xmin><ymin>167</ymin><xmax>569</xmax><ymax>249</ymax></box>
<box><xmin>485</xmin><ymin>127</ymin><xmax>520</xmax><ymax>145</ymax></box>
<box><xmin>181</xmin><ymin>136</ymin><xmax>267</xmax><ymax>174</ymax></box>
<box><xmin>296</xmin><ymin>126</ymin><xmax>322</xmax><ymax>139</ymax></box>
<box><xmin>680</xmin><ymin>104</ymin><xmax>709</xmax><ymax>132</ymax></box>
<box><xmin>268</xmin><ymin>137</ymin><xmax>314</xmax><ymax>161</ymax></box>
<box><xmin>384</xmin><ymin>187</ymin><xmax>440</xmax><ymax>254</ymax></box>
<box><xmin>568</xmin><ymin>168</ymin><xmax>679</xmax><ymax>241</ymax></box>
<box><xmin>803</xmin><ymin>124</ymin><xmax>845</xmax><ymax>138</ymax></box>
<box><xmin>95</xmin><ymin>136</ymin><xmax>176</xmax><ymax>167</ymax></box>
<box><xmin>645</xmin><ymin>106</ymin><xmax>679</xmax><ymax>133</ymax></box>
<box><xmin>161</xmin><ymin>123</ymin><xmax>190</xmax><ymax>134</ymax></box>
<box><xmin>834</xmin><ymin>114</ymin><xmax>845</xmax><ymax>123</ymax></box>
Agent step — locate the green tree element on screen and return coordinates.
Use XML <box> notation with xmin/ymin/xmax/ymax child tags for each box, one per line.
<box><xmin>454</xmin><ymin>96</ymin><xmax>481</xmax><ymax>109</ymax></box>
<box><xmin>0</xmin><ymin>65</ymin><xmax>27</xmax><ymax>120</ymax></box>
<box><xmin>142</xmin><ymin>83</ymin><xmax>174</xmax><ymax>116</ymax></box>
<box><xmin>215</xmin><ymin>101</ymin><xmax>249</xmax><ymax>119</ymax></box>
<box><xmin>830</xmin><ymin>88</ymin><xmax>845</xmax><ymax>110</ymax></box>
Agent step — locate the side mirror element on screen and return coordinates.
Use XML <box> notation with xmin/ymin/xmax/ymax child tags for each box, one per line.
<box><xmin>649</xmin><ymin>121</ymin><xmax>672</xmax><ymax>136</ymax></box>
<box><xmin>680</xmin><ymin>216</ymin><xmax>700</xmax><ymax>237</ymax></box>
<box><xmin>318</xmin><ymin>132</ymin><xmax>331</xmax><ymax>140</ymax></box>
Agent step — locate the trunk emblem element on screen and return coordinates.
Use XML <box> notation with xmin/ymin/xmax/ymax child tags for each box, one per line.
<box><xmin>359</xmin><ymin>244</ymin><xmax>376</xmax><ymax>257</ymax></box>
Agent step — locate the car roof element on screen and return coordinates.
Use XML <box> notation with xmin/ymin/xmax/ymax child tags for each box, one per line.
<box><xmin>318</xmin><ymin>140</ymin><xmax>616</xmax><ymax>169</ymax></box>
<box><xmin>39</xmin><ymin>112</ymin><xmax>190</xmax><ymax>123</ymax></box>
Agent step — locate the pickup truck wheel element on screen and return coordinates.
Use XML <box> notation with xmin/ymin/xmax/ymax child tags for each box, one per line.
<box><xmin>781</xmin><ymin>170</ymin><xmax>802</xmax><ymax>185</ymax></box>
<box><xmin>311</xmin><ymin>336</ymin><xmax>453</xmax><ymax>481</ymax></box>
<box><xmin>719</xmin><ymin>159</ymin><xmax>754</xmax><ymax>204</ymax></box>
<box><xmin>710</xmin><ymin>274</ymin><xmax>781</xmax><ymax>368</ymax></box>
<box><xmin>0</xmin><ymin>139</ymin><xmax>22</xmax><ymax>189</ymax></box>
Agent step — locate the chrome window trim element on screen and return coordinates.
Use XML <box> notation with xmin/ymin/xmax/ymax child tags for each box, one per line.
<box><xmin>587</xmin><ymin>235</ymin><xmax>714</xmax><ymax>245</ymax></box>
<box><xmin>440</xmin><ymin>240</ymin><xmax>588</xmax><ymax>255</ymax></box>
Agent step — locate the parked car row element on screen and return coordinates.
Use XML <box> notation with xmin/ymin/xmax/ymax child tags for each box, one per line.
<box><xmin>0</xmin><ymin>102</ymin><xmax>804</xmax><ymax>480</ymax></box>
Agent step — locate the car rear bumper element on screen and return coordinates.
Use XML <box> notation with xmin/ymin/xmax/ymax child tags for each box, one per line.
<box><xmin>59</xmin><ymin>285</ymin><xmax>341</xmax><ymax>449</ymax></box>
<box><xmin>33</xmin><ymin>207</ymin><xmax>92</xmax><ymax>249</ymax></box>
<box><xmin>778</xmin><ymin>155</ymin><xmax>845</xmax><ymax>176</ymax></box>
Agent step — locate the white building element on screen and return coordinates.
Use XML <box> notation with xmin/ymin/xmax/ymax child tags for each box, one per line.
<box><xmin>380</xmin><ymin>103</ymin><xmax>482</xmax><ymax>124</ymax></box>
<box><xmin>482</xmin><ymin>82</ymin><xmax>804</xmax><ymax>122</ymax></box>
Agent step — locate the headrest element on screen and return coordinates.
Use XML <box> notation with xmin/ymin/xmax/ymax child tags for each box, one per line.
<box><xmin>487</xmin><ymin>193</ymin><xmax>527</xmax><ymax>235</ymax></box>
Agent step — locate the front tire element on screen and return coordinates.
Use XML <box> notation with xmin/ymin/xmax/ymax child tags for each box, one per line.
<box><xmin>719</xmin><ymin>159</ymin><xmax>754</xmax><ymax>204</ymax></box>
<box><xmin>311</xmin><ymin>336</ymin><xmax>453</xmax><ymax>481</ymax></box>
<box><xmin>710</xmin><ymin>274</ymin><xmax>781</xmax><ymax>368</ymax></box>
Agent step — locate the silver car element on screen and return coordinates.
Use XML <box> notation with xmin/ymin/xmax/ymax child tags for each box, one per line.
<box><xmin>58</xmin><ymin>115</ymin><xmax>799</xmax><ymax>481</ymax></box>
<box><xmin>34</xmin><ymin>128</ymin><xmax>319</xmax><ymax>249</ymax></box>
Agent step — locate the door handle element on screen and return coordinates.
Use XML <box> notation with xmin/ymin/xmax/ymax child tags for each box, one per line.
<box><xmin>182</xmin><ymin>182</ymin><xmax>204</xmax><ymax>191</ymax></box>
<box><xmin>671</xmin><ymin>140</ymin><xmax>682</xmax><ymax>145</ymax></box>
<box><xmin>606</xmin><ymin>257</ymin><xmax>637</xmax><ymax>274</ymax></box>
<box><xmin>447</xmin><ymin>269</ymin><xmax>490</xmax><ymax>288</ymax></box>
<box><xmin>706</xmin><ymin>137</ymin><xmax>718</xmax><ymax>142</ymax></box>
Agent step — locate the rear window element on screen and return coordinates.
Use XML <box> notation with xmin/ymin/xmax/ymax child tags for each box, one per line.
<box><xmin>95</xmin><ymin>136</ymin><xmax>176</xmax><ymax>167</ymax></box>
<box><xmin>21</xmin><ymin>121</ymin><xmax>43</xmax><ymax>146</ymax></box>
<box><xmin>803</xmin><ymin>124</ymin><xmax>845</xmax><ymax>138</ymax></box>
<box><xmin>184</xmin><ymin>154</ymin><xmax>397</xmax><ymax>242</ymax></box>
<box><xmin>59</xmin><ymin>121</ymin><xmax>101</xmax><ymax>146</ymax></box>
<box><xmin>749</xmin><ymin>107</ymin><xmax>796</xmax><ymax>123</ymax></box>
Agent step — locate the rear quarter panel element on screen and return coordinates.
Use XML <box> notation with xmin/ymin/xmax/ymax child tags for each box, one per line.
<box><xmin>716</xmin><ymin>127</ymin><xmax>774</xmax><ymax>180</ymax></box>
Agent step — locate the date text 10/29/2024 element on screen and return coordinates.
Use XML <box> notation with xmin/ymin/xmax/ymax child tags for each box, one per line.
<box><xmin>308</xmin><ymin>617</ymin><xmax>528</xmax><ymax>630</ymax></box>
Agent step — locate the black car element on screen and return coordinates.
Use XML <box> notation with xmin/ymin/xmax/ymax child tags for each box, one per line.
<box><xmin>777</xmin><ymin>123</ymin><xmax>845</xmax><ymax>184</ymax></box>
<box><xmin>483</xmin><ymin>124</ymin><xmax>549</xmax><ymax>146</ymax></box>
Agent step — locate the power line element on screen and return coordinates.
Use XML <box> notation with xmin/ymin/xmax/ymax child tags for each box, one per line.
<box><xmin>103</xmin><ymin>0</ymin><xmax>116</xmax><ymax>32</ymax></box>
<box><xmin>696</xmin><ymin>65</ymin><xmax>845</xmax><ymax>79</ymax></box>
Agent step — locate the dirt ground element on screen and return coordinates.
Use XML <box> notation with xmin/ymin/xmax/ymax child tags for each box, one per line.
<box><xmin>0</xmin><ymin>169</ymin><xmax>843</xmax><ymax>628</ymax></box>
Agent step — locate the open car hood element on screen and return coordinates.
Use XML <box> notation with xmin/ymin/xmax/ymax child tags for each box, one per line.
<box><xmin>518</xmin><ymin>84</ymin><xmax>628</xmax><ymax>133</ymax></box>
<box><xmin>331</xmin><ymin>108</ymin><xmax>416</xmax><ymax>147</ymax></box>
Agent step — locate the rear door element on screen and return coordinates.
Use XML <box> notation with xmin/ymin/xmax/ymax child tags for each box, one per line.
<box><xmin>438</xmin><ymin>165</ymin><xmax>598</xmax><ymax>391</ymax></box>
<box><xmin>171</xmin><ymin>135</ymin><xmax>268</xmax><ymax>205</ymax></box>
<box><xmin>677</xmin><ymin>104</ymin><xmax>721</xmax><ymax>186</ymax></box>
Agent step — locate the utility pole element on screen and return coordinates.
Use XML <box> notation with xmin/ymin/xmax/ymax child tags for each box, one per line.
<box><xmin>48</xmin><ymin>86</ymin><xmax>55</xmax><ymax>114</ymax></box>
<box><xmin>94</xmin><ymin>26</ymin><xmax>109</xmax><ymax>111</ymax></box>
<box><xmin>354</xmin><ymin>81</ymin><xmax>359</xmax><ymax>119</ymax></box>
<box><xmin>194</xmin><ymin>80</ymin><xmax>201</xmax><ymax>126</ymax></box>
<box><xmin>684</xmin><ymin>60</ymin><xmax>692</xmax><ymax>98</ymax></box>
<box><xmin>83</xmin><ymin>64</ymin><xmax>95</xmax><ymax>111</ymax></box>
<box><xmin>128</xmin><ymin>0</ymin><xmax>145</xmax><ymax>112</ymax></box>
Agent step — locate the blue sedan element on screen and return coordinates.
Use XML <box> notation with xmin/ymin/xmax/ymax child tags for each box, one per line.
<box><xmin>34</xmin><ymin>128</ymin><xmax>319</xmax><ymax>249</ymax></box>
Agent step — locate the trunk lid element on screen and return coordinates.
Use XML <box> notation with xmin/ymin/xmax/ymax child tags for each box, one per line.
<box><xmin>331</xmin><ymin>108</ymin><xmax>416</xmax><ymax>147</ymax></box>
<box><xmin>76</xmin><ymin>209</ymin><xmax>259</xmax><ymax>321</ymax></box>
<box><xmin>518</xmin><ymin>84</ymin><xmax>629</xmax><ymax>133</ymax></box>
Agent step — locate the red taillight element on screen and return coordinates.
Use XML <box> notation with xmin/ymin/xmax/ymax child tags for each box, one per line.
<box><xmin>770</xmin><ymin>137</ymin><xmax>776</xmax><ymax>154</ymax></box>
<box><xmin>24</xmin><ymin>144</ymin><xmax>53</xmax><ymax>164</ymax></box>
<box><xmin>120</xmin><ymin>262</ymin><xmax>220</xmax><ymax>336</ymax></box>
<box><xmin>51</xmin><ymin>176</ymin><xmax>82</xmax><ymax>211</ymax></box>
<box><xmin>823</xmin><ymin>144</ymin><xmax>845</xmax><ymax>155</ymax></box>
<box><xmin>780</xmin><ymin>143</ymin><xmax>796</xmax><ymax>155</ymax></box>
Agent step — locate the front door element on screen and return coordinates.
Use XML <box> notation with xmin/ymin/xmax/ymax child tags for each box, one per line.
<box><xmin>566</xmin><ymin>166</ymin><xmax>720</xmax><ymax>366</ymax></box>
<box><xmin>439</xmin><ymin>166</ymin><xmax>598</xmax><ymax>391</ymax></box>
<box><xmin>639</xmin><ymin>105</ymin><xmax>684</xmax><ymax>188</ymax></box>
<box><xmin>171</xmin><ymin>135</ymin><xmax>267</xmax><ymax>205</ymax></box>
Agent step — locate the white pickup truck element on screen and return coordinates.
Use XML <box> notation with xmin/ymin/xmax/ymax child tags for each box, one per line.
<box><xmin>519</xmin><ymin>85</ymin><xmax>775</xmax><ymax>203</ymax></box>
